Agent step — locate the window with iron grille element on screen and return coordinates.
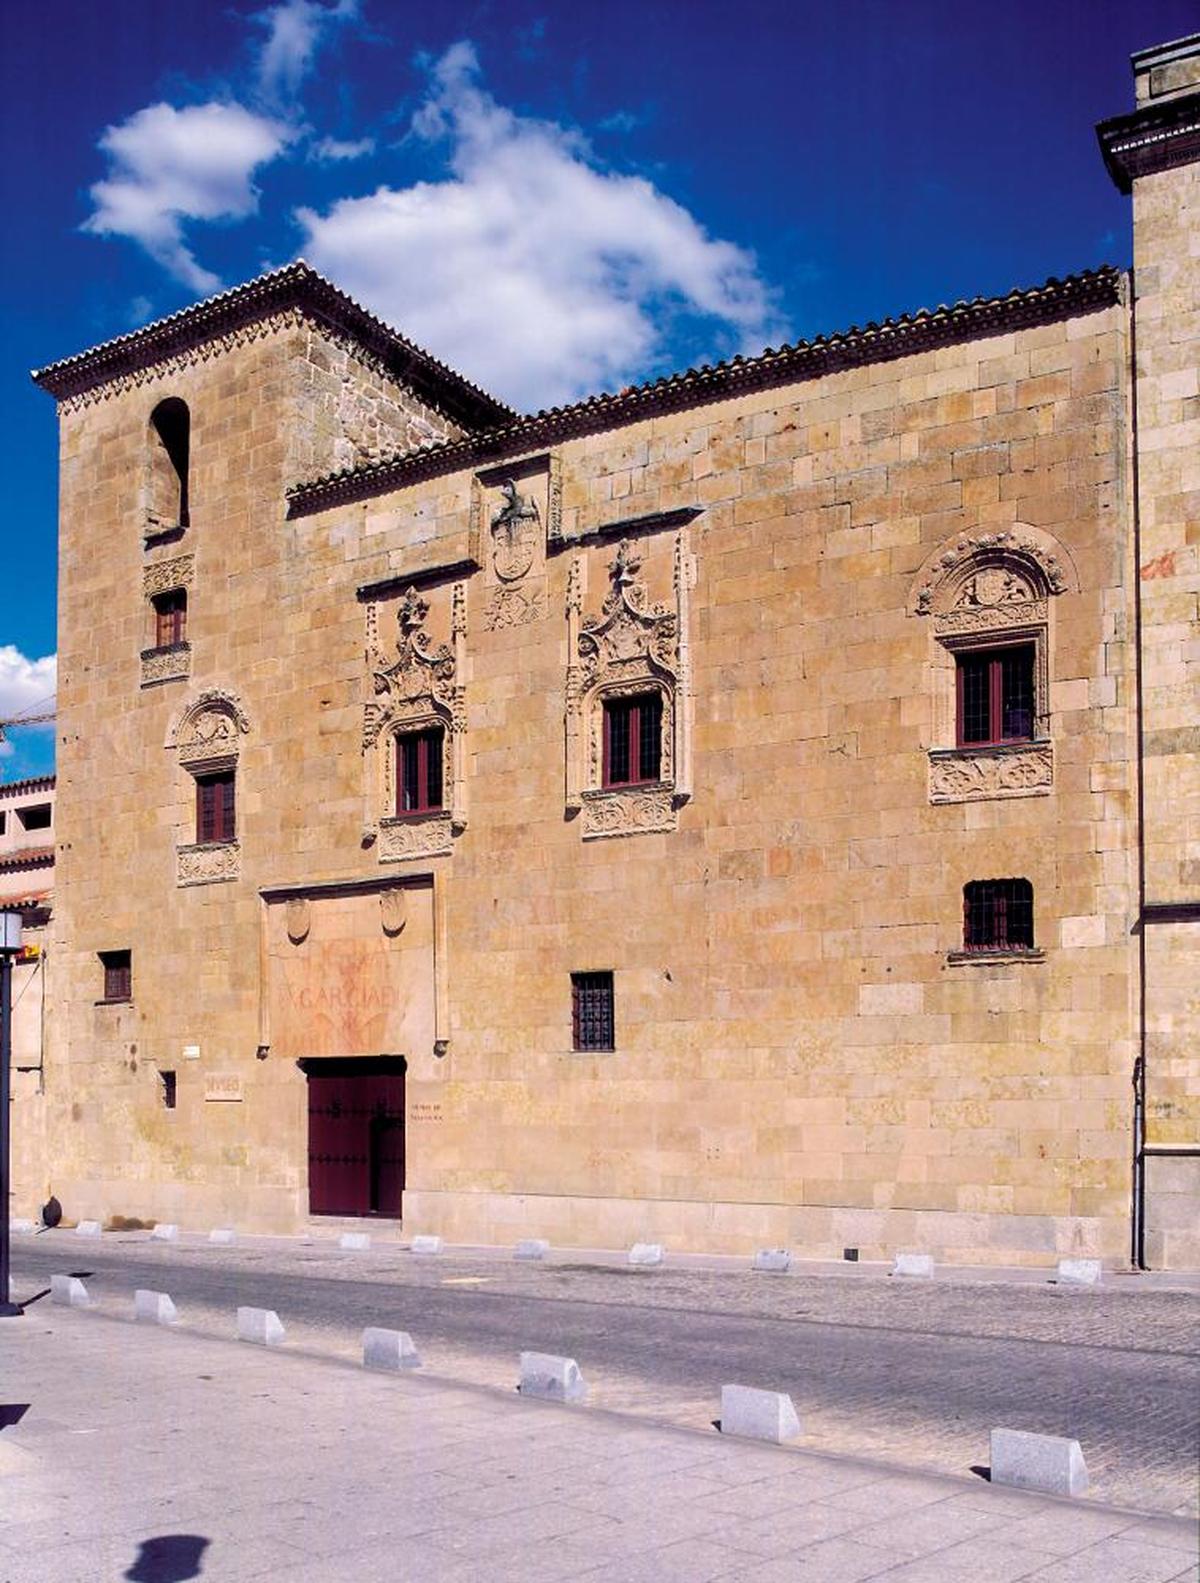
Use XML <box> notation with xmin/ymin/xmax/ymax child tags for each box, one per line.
<box><xmin>963</xmin><ymin>879</ymin><xmax>1034</xmax><ymax>952</ymax></box>
<box><xmin>195</xmin><ymin>769</ymin><xmax>236</xmax><ymax>844</ymax></box>
<box><xmin>602</xmin><ymin>694</ymin><xmax>662</xmax><ymax>788</ymax></box>
<box><xmin>100</xmin><ymin>949</ymin><xmax>132</xmax><ymax>1003</ymax></box>
<box><xmin>395</xmin><ymin>728</ymin><xmax>444</xmax><ymax>815</ymax></box>
<box><xmin>152</xmin><ymin>588</ymin><xmax>187</xmax><ymax>648</ymax></box>
<box><xmin>956</xmin><ymin>646</ymin><xmax>1035</xmax><ymax>747</ymax></box>
<box><xmin>572</xmin><ymin>971</ymin><xmax>615</xmax><ymax>1051</ymax></box>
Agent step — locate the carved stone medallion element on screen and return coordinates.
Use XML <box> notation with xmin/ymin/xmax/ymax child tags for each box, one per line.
<box><xmin>490</xmin><ymin>478</ymin><xmax>540</xmax><ymax>582</ymax></box>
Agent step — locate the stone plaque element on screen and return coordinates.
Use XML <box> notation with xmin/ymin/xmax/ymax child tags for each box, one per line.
<box><xmin>204</xmin><ymin>1073</ymin><xmax>243</xmax><ymax>1103</ymax></box>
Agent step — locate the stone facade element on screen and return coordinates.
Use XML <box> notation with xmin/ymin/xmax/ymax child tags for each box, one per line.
<box><xmin>18</xmin><ymin>42</ymin><xmax>1199</xmax><ymax>1265</ymax></box>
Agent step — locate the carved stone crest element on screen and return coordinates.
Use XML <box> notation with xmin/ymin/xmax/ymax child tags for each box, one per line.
<box><xmin>363</xmin><ymin>588</ymin><xmax>460</xmax><ymax>751</ymax></box>
<box><xmin>490</xmin><ymin>478</ymin><xmax>540</xmax><ymax>582</ymax></box>
<box><xmin>286</xmin><ymin>898</ymin><xmax>311</xmax><ymax>944</ymax></box>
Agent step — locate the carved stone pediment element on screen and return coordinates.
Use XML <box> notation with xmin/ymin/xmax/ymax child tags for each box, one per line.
<box><xmin>911</xmin><ymin>527</ymin><xmax>1075</xmax><ymax>618</ymax></box>
<box><xmin>169</xmin><ymin>689</ymin><xmax>250</xmax><ymax>766</ymax></box>
<box><xmin>929</xmin><ymin>742</ymin><xmax>1053</xmax><ymax>803</ymax></box>
<box><xmin>578</xmin><ymin>541</ymin><xmax>678</xmax><ymax>685</ymax></box>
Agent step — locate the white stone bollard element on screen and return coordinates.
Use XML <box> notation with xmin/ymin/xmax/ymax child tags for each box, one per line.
<box><xmin>150</xmin><ymin>1223</ymin><xmax>179</xmax><ymax>1242</ymax></box>
<box><xmin>753</xmin><ymin>1248</ymin><xmax>791</xmax><ymax>1273</ymax></box>
<box><xmin>339</xmin><ymin>1232</ymin><xmax>371</xmax><ymax>1252</ymax></box>
<box><xmin>75</xmin><ymin>1221</ymin><xmax>102</xmax><ymax>1238</ymax></box>
<box><xmin>1056</xmin><ymin>1258</ymin><xmax>1102</xmax><ymax>1286</ymax></box>
<box><xmin>720</xmin><ymin>1384</ymin><xmax>802</xmax><ymax>1444</ymax></box>
<box><xmin>50</xmin><ymin>1275</ymin><xmax>91</xmax><ymax>1308</ymax></box>
<box><xmin>9</xmin><ymin>1218</ymin><xmax>35</xmax><ymax>1235</ymax></box>
<box><xmin>209</xmin><ymin>1228</ymin><xmax>236</xmax><ymax>1244</ymax></box>
<box><xmin>134</xmin><ymin>1289</ymin><xmax>179</xmax><ymax>1326</ymax></box>
<box><xmin>628</xmin><ymin>1243</ymin><xmax>663</xmax><ymax>1266</ymax></box>
<box><xmin>410</xmin><ymin>1235</ymin><xmax>444</xmax><ymax>1256</ymax></box>
<box><xmin>892</xmin><ymin>1252</ymin><xmax>935</xmax><ymax>1278</ymax></box>
<box><xmin>362</xmin><ymin>1327</ymin><xmax>422</xmax><ymax>1371</ymax></box>
<box><xmin>990</xmin><ymin>1427</ymin><xmax>1089</xmax><ymax>1497</ymax></box>
<box><xmin>237</xmin><ymin>1306</ymin><xmax>286</xmax><ymax>1346</ymax></box>
<box><xmin>514</xmin><ymin>1239</ymin><xmax>549</xmax><ymax>1261</ymax></box>
<box><xmin>519</xmin><ymin>1351</ymin><xmax>587</xmax><ymax>1403</ymax></box>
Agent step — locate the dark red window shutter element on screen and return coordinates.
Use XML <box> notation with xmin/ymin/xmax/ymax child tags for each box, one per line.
<box><xmin>196</xmin><ymin>770</ymin><xmax>235</xmax><ymax>843</ymax></box>
<box><xmin>956</xmin><ymin>647</ymin><xmax>1035</xmax><ymax>747</ymax></box>
<box><xmin>396</xmin><ymin>729</ymin><xmax>444</xmax><ymax>814</ymax></box>
<box><xmin>602</xmin><ymin>695</ymin><xmax>662</xmax><ymax>788</ymax></box>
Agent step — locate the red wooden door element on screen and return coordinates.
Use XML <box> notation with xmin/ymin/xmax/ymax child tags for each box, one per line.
<box><xmin>306</xmin><ymin>1063</ymin><xmax>405</xmax><ymax>1216</ymax></box>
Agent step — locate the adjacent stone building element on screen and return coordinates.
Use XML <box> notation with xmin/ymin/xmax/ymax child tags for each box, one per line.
<box><xmin>20</xmin><ymin>37</ymin><xmax>1198</xmax><ymax>1265</ymax></box>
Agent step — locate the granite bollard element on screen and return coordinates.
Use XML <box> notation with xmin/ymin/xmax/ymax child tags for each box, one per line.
<box><xmin>236</xmin><ymin>1306</ymin><xmax>286</xmax><ymax>1346</ymax></box>
<box><xmin>209</xmin><ymin>1228</ymin><xmax>236</xmax><ymax>1244</ymax></box>
<box><xmin>753</xmin><ymin>1248</ymin><xmax>791</xmax><ymax>1273</ymax></box>
<box><xmin>1056</xmin><ymin>1258</ymin><xmax>1102</xmax><ymax>1286</ymax></box>
<box><xmin>519</xmin><ymin>1351</ymin><xmax>587</xmax><ymax>1403</ymax></box>
<box><xmin>990</xmin><ymin>1427</ymin><xmax>1089</xmax><ymax>1496</ymax></box>
<box><xmin>75</xmin><ymin>1221</ymin><xmax>102</xmax><ymax>1238</ymax></box>
<box><xmin>628</xmin><ymin>1243</ymin><xmax>663</xmax><ymax>1266</ymax></box>
<box><xmin>339</xmin><ymin>1232</ymin><xmax>371</xmax><ymax>1251</ymax></box>
<box><xmin>720</xmin><ymin>1384</ymin><xmax>802</xmax><ymax>1444</ymax></box>
<box><xmin>514</xmin><ymin>1239</ymin><xmax>549</xmax><ymax>1261</ymax></box>
<box><xmin>150</xmin><ymin>1223</ymin><xmax>179</xmax><ymax>1242</ymax></box>
<box><xmin>410</xmin><ymin>1235</ymin><xmax>443</xmax><ymax>1256</ymax></box>
<box><xmin>892</xmin><ymin>1252</ymin><xmax>934</xmax><ymax>1278</ymax></box>
<box><xmin>50</xmin><ymin>1275</ymin><xmax>91</xmax><ymax>1308</ymax></box>
<box><xmin>134</xmin><ymin>1289</ymin><xmax>179</xmax><ymax>1325</ymax></box>
<box><xmin>362</xmin><ymin>1327</ymin><xmax>422</xmax><ymax>1371</ymax></box>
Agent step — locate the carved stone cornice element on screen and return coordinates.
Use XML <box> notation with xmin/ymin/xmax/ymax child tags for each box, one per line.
<box><xmin>929</xmin><ymin>743</ymin><xmax>1053</xmax><ymax>804</ymax></box>
<box><xmin>177</xmin><ymin>840</ymin><xmax>240</xmax><ymax>887</ymax></box>
<box><xmin>1097</xmin><ymin>90</ymin><xmax>1200</xmax><ymax>193</ymax></box>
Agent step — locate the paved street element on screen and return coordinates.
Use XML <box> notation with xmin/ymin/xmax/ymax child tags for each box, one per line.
<box><xmin>10</xmin><ymin>1232</ymin><xmax>1199</xmax><ymax>1517</ymax></box>
<box><xmin>1</xmin><ymin>1303</ymin><xmax>1196</xmax><ymax>1583</ymax></box>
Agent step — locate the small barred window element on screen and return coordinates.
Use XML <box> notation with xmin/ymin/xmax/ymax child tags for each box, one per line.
<box><xmin>571</xmin><ymin>971</ymin><xmax>615</xmax><ymax>1052</ymax></box>
<box><xmin>963</xmin><ymin>879</ymin><xmax>1034</xmax><ymax>952</ymax></box>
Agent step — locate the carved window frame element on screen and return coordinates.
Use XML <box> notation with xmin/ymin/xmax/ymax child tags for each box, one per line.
<box><xmin>909</xmin><ymin>528</ymin><xmax>1076</xmax><ymax>806</ymax></box>
<box><xmin>363</xmin><ymin>584</ymin><xmax>466</xmax><ymax>865</ymax></box>
<box><xmin>566</xmin><ymin>534</ymin><xmax>693</xmax><ymax>840</ymax></box>
<box><xmin>141</xmin><ymin>554</ymin><xmax>194</xmax><ymax>688</ymax></box>
<box><xmin>165</xmin><ymin>689</ymin><xmax>249</xmax><ymax>886</ymax></box>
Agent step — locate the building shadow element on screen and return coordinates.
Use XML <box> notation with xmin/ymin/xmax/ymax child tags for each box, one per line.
<box><xmin>0</xmin><ymin>1404</ymin><xmax>29</xmax><ymax>1429</ymax></box>
<box><xmin>124</xmin><ymin>1534</ymin><xmax>209</xmax><ymax>1581</ymax></box>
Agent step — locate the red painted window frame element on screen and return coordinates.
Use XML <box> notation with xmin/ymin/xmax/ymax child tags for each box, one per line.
<box><xmin>955</xmin><ymin>645</ymin><xmax>1036</xmax><ymax>748</ymax></box>
<box><xmin>601</xmin><ymin>693</ymin><xmax>663</xmax><ymax>788</ymax></box>
<box><xmin>195</xmin><ymin>770</ymin><xmax>236</xmax><ymax>844</ymax></box>
<box><xmin>395</xmin><ymin>728</ymin><xmax>444</xmax><ymax>816</ymax></box>
<box><xmin>152</xmin><ymin>588</ymin><xmax>187</xmax><ymax>648</ymax></box>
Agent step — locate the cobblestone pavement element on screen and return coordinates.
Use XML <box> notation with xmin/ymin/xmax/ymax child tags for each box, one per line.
<box><xmin>11</xmin><ymin>1233</ymin><xmax>1200</xmax><ymax>1517</ymax></box>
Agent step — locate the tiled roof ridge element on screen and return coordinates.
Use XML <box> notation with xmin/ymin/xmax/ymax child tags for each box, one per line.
<box><xmin>287</xmin><ymin>264</ymin><xmax>1123</xmax><ymax>516</ymax></box>
<box><xmin>0</xmin><ymin>774</ymin><xmax>56</xmax><ymax>797</ymax></box>
<box><xmin>30</xmin><ymin>261</ymin><xmax>514</xmax><ymax>431</ymax></box>
<box><xmin>0</xmin><ymin>847</ymin><xmax>55</xmax><ymax>870</ymax></box>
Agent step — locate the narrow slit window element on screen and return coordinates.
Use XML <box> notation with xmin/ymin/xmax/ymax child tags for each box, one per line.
<box><xmin>152</xmin><ymin>588</ymin><xmax>188</xmax><ymax>648</ymax></box>
<box><xmin>195</xmin><ymin>770</ymin><xmax>236</xmax><ymax>844</ymax></box>
<box><xmin>602</xmin><ymin>694</ymin><xmax>662</xmax><ymax>788</ymax></box>
<box><xmin>963</xmin><ymin>879</ymin><xmax>1034</xmax><ymax>952</ymax></box>
<box><xmin>572</xmin><ymin>971</ymin><xmax>615</xmax><ymax>1051</ymax></box>
<box><xmin>159</xmin><ymin>1071</ymin><xmax>177</xmax><ymax>1110</ymax></box>
<box><xmin>396</xmin><ymin>729</ymin><xmax>444</xmax><ymax>815</ymax></box>
<box><xmin>148</xmin><ymin>398</ymin><xmax>190</xmax><ymax>530</ymax></box>
<box><xmin>956</xmin><ymin>646</ymin><xmax>1035</xmax><ymax>747</ymax></box>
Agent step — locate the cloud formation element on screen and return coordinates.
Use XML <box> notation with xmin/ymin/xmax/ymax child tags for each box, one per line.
<box><xmin>297</xmin><ymin>43</ymin><xmax>784</xmax><ymax>410</ymax></box>
<box><xmin>309</xmin><ymin>135</ymin><xmax>376</xmax><ymax>163</ymax></box>
<box><xmin>254</xmin><ymin>0</ymin><xmax>359</xmax><ymax>102</ymax></box>
<box><xmin>84</xmin><ymin>102</ymin><xmax>291</xmax><ymax>291</ymax></box>
<box><xmin>0</xmin><ymin>648</ymin><xmax>56</xmax><ymax>762</ymax></box>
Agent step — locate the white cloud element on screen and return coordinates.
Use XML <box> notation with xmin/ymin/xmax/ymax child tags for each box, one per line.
<box><xmin>296</xmin><ymin>42</ymin><xmax>785</xmax><ymax>410</ymax></box>
<box><xmin>0</xmin><ymin>649</ymin><xmax>56</xmax><ymax>761</ymax></box>
<box><xmin>83</xmin><ymin>101</ymin><xmax>292</xmax><ymax>291</ymax></box>
<box><xmin>255</xmin><ymin>0</ymin><xmax>358</xmax><ymax>102</ymax></box>
<box><xmin>310</xmin><ymin>135</ymin><xmax>376</xmax><ymax>163</ymax></box>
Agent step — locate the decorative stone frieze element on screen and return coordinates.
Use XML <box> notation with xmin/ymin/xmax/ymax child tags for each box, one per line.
<box><xmin>177</xmin><ymin>840</ymin><xmax>240</xmax><ymax>887</ymax></box>
<box><xmin>140</xmin><ymin>642</ymin><xmax>191</xmax><ymax>687</ymax></box>
<box><xmin>581</xmin><ymin>786</ymin><xmax>677</xmax><ymax>840</ymax></box>
<box><xmin>142</xmin><ymin>555</ymin><xmax>194</xmax><ymax>598</ymax></box>
<box><xmin>929</xmin><ymin>742</ymin><xmax>1054</xmax><ymax>803</ymax></box>
<box><xmin>378</xmin><ymin>811</ymin><xmax>454</xmax><ymax>863</ymax></box>
<box><xmin>484</xmin><ymin>584</ymin><xmax>546</xmax><ymax>630</ymax></box>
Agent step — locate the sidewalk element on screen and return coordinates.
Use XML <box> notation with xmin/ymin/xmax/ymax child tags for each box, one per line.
<box><xmin>1</xmin><ymin>1304</ymin><xmax>1195</xmax><ymax>1583</ymax></box>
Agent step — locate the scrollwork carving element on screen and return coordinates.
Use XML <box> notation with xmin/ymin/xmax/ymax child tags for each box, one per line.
<box><xmin>912</xmin><ymin>528</ymin><xmax>1073</xmax><ymax>618</ymax></box>
<box><xmin>142</xmin><ymin>554</ymin><xmax>194</xmax><ymax>598</ymax></box>
<box><xmin>177</xmin><ymin>840</ymin><xmax>241</xmax><ymax>886</ymax></box>
<box><xmin>929</xmin><ymin>743</ymin><xmax>1053</xmax><ymax>803</ymax></box>
<box><xmin>484</xmin><ymin>585</ymin><xmax>546</xmax><ymax>630</ymax></box>
<box><xmin>378</xmin><ymin>811</ymin><xmax>453</xmax><ymax>862</ymax></box>
<box><xmin>140</xmin><ymin>643</ymin><xmax>191</xmax><ymax>686</ymax></box>
<box><xmin>581</xmin><ymin>786</ymin><xmax>677</xmax><ymax>839</ymax></box>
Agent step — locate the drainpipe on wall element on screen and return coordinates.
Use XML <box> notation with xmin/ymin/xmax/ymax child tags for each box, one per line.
<box><xmin>1126</xmin><ymin>268</ymin><xmax>1148</xmax><ymax>1272</ymax></box>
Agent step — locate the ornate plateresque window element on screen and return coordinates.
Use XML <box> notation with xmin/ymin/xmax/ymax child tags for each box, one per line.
<box><xmin>166</xmin><ymin>689</ymin><xmax>250</xmax><ymax>886</ymax></box>
<box><xmin>909</xmin><ymin>527</ymin><xmax>1076</xmax><ymax>805</ymax></box>
<box><xmin>566</xmin><ymin>533</ymin><xmax>693</xmax><ymax>839</ymax></box>
<box><xmin>141</xmin><ymin>554</ymin><xmax>194</xmax><ymax>686</ymax></box>
<box><xmin>363</xmin><ymin>583</ymin><xmax>467</xmax><ymax>863</ymax></box>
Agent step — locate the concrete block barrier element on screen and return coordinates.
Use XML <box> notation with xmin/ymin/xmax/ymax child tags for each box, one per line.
<box><xmin>628</xmin><ymin>1243</ymin><xmax>663</xmax><ymax>1266</ymax></box>
<box><xmin>990</xmin><ymin>1427</ymin><xmax>1089</xmax><ymax>1497</ymax></box>
<box><xmin>410</xmin><ymin>1235</ymin><xmax>443</xmax><ymax>1256</ymax></box>
<box><xmin>134</xmin><ymin>1289</ymin><xmax>179</xmax><ymax>1326</ymax></box>
<box><xmin>892</xmin><ymin>1252</ymin><xmax>934</xmax><ymax>1278</ymax></box>
<box><xmin>514</xmin><ymin>1239</ymin><xmax>549</xmax><ymax>1261</ymax></box>
<box><xmin>720</xmin><ymin>1384</ymin><xmax>802</xmax><ymax>1444</ymax></box>
<box><xmin>362</xmin><ymin>1327</ymin><xmax>422</xmax><ymax>1371</ymax></box>
<box><xmin>150</xmin><ymin>1224</ymin><xmax>179</xmax><ymax>1242</ymax></box>
<box><xmin>519</xmin><ymin>1351</ymin><xmax>587</xmax><ymax>1403</ymax></box>
<box><xmin>75</xmin><ymin>1221</ymin><xmax>102</xmax><ymax>1238</ymax></box>
<box><xmin>339</xmin><ymin>1232</ymin><xmax>371</xmax><ymax>1251</ymax></box>
<box><xmin>753</xmin><ymin>1248</ymin><xmax>791</xmax><ymax>1273</ymax></box>
<box><xmin>1056</xmin><ymin>1258</ymin><xmax>1102</xmax><ymax>1286</ymax></box>
<box><xmin>50</xmin><ymin>1275</ymin><xmax>91</xmax><ymax>1308</ymax></box>
<box><xmin>237</xmin><ymin>1306</ymin><xmax>286</xmax><ymax>1347</ymax></box>
<box><xmin>209</xmin><ymin>1228</ymin><xmax>236</xmax><ymax>1244</ymax></box>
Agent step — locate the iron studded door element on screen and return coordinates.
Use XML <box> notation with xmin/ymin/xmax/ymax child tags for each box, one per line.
<box><xmin>307</xmin><ymin>1065</ymin><xmax>405</xmax><ymax>1217</ymax></box>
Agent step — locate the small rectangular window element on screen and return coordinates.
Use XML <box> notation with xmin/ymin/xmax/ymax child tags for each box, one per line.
<box><xmin>572</xmin><ymin>971</ymin><xmax>615</xmax><ymax>1051</ymax></box>
<box><xmin>396</xmin><ymin>729</ymin><xmax>444</xmax><ymax>815</ymax></box>
<box><xmin>17</xmin><ymin>803</ymin><xmax>52</xmax><ymax>831</ymax></box>
<box><xmin>963</xmin><ymin>880</ymin><xmax>1034</xmax><ymax>952</ymax></box>
<box><xmin>196</xmin><ymin>770</ymin><xmax>236</xmax><ymax>843</ymax></box>
<box><xmin>152</xmin><ymin>588</ymin><xmax>188</xmax><ymax>648</ymax></box>
<box><xmin>956</xmin><ymin>646</ymin><xmax>1035</xmax><ymax>747</ymax></box>
<box><xmin>159</xmin><ymin>1071</ymin><xmax>177</xmax><ymax>1110</ymax></box>
<box><xmin>100</xmin><ymin>949</ymin><xmax>132</xmax><ymax>1003</ymax></box>
<box><xmin>602</xmin><ymin>694</ymin><xmax>662</xmax><ymax>788</ymax></box>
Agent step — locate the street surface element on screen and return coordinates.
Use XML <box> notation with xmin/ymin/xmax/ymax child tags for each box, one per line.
<box><xmin>10</xmin><ymin>1233</ymin><xmax>1200</xmax><ymax>1517</ymax></box>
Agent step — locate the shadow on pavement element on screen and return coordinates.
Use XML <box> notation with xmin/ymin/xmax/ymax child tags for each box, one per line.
<box><xmin>124</xmin><ymin>1534</ymin><xmax>210</xmax><ymax>1581</ymax></box>
<box><xmin>0</xmin><ymin>1404</ymin><xmax>29</xmax><ymax>1429</ymax></box>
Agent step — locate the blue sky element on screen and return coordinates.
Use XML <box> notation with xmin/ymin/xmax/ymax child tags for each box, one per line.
<box><xmin>0</xmin><ymin>0</ymin><xmax>1193</xmax><ymax>781</ymax></box>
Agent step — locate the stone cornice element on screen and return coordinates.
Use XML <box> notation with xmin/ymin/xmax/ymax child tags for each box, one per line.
<box><xmin>31</xmin><ymin>261</ymin><xmax>513</xmax><ymax>431</ymax></box>
<box><xmin>1096</xmin><ymin>90</ymin><xmax>1200</xmax><ymax>193</ymax></box>
<box><xmin>287</xmin><ymin>267</ymin><xmax>1123</xmax><ymax>518</ymax></box>
<box><xmin>0</xmin><ymin>775</ymin><xmax>55</xmax><ymax>798</ymax></box>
